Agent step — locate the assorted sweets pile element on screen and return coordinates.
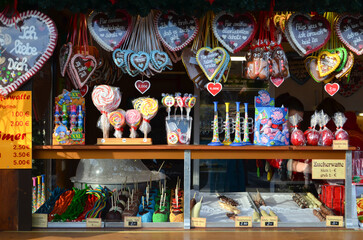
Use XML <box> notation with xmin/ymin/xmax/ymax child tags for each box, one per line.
<box><xmin>291</xmin><ymin>111</ymin><xmax>349</xmax><ymax>146</ymax></box>
<box><xmin>34</xmin><ymin>180</ymin><xmax>184</xmax><ymax>223</ymax></box>
<box><xmin>91</xmin><ymin>84</ymin><xmax>159</xmax><ymax>140</ymax></box>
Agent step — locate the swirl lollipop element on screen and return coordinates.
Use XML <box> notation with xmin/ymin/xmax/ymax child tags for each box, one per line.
<box><xmin>126</xmin><ymin>109</ymin><xmax>141</xmax><ymax>138</ymax></box>
<box><xmin>92</xmin><ymin>85</ymin><xmax>121</xmax><ymax>138</ymax></box>
<box><xmin>175</xmin><ymin>94</ymin><xmax>184</xmax><ymax>119</ymax></box>
<box><xmin>139</xmin><ymin>98</ymin><xmax>158</xmax><ymax>139</ymax></box>
<box><xmin>109</xmin><ymin>109</ymin><xmax>126</xmax><ymax>138</ymax></box>
<box><xmin>185</xmin><ymin>95</ymin><xmax>196</xmax><ymax>120</ymax></box>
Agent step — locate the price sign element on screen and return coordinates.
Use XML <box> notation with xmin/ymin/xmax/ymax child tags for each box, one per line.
<box><xmin>124</xmin><ymin>216</ymin><xmax>141</xmax><ymax>228</ymax></box>
<box><xmin>235</xmin><ymin>216</ymin><xmax>252</xmax><ymax>228</ymax></box>
<box><xmin>312</xmin><ymin>159</ymin><xmax>346</xmax><ymax>180</ymax></box>
<box><xmin>326</xmin><ymin>216</ymin><xmax>344</xmax><ymax>227</ymax></box>
<box><xmin>333</xmin><ymin>140</ymin><xmax>348</xmax><ymax>150</ymax></box>
<box><xmin>191</xmin><ymin>217</ymin><xmax>207</xmax><ymax>227</ymax></box>
<box><xmin>261</xmin><ymin>216</ymin><xmax>278</xmax><ymax>227</ymax></box>
<box><xmin>32</xmin><ymin>213</ymin><xmax>48</xmax><ymax>228</ymax></box>
<box><xmin>86</xmin><ymin>218</ymin><xmax>102</xmax><ymax>228</ymax></box>
<box><xmin>0</xmin><ymin>91</ymin><xmax>32</xmax><ymax>169</ymax></box>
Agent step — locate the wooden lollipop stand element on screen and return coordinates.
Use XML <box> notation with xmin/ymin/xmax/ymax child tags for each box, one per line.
<box><xmin>97</xmin><ymin>138</ymin><xmax>152</xmax><ymax>145</ymax></box>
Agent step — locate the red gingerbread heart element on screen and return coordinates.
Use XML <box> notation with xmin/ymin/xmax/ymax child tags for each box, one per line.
<box><xmin>206</xmin><ymin>82</ymin><xmax>222</xmax><ymax>96</ymax></box>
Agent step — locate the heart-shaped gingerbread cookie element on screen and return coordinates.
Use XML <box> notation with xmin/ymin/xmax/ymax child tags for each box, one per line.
<box><xmin>317</xmin><ymin>51</ymin><xmax>341</xmax><ymax>77</ymax></box>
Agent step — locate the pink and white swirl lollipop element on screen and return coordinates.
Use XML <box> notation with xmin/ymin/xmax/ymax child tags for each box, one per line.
<box><xmin>108</xmin><ymin>109</ymin><xmax>126</xmax><ymax>138</ymax></box>
<box><xmin>92</xmin><ymin>85</ymin><xmax>121</xmax><ymax>138</ymax></box>
<box><xmin>125</xmin><ymin>109</ymin><xmax>141</xmax><ymax>138</ymax></box>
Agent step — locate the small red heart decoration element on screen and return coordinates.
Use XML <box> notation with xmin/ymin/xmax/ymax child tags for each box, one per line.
<box><xmin>206</xmin><ymin>82</ymin><xmax>222</xmax><ymax>96</ymax></box>
<box><xmin>270</xmin><ymin>77</ymin><xmax>285</xmax><ymax>87</ymax></box>
<box><xmin>135</xmin><ymin>80</ymin><xmax>150</xmax><ymax>94</ymax></box>
<box><xmin>324</xmin><ymin>83</ymin><xmax>340</xmax><ymax>96</ymax></box>
<box><xmin>80</xmin><ymin>85</ymin><xmax>88</xmax><ymax>97</ymax></box>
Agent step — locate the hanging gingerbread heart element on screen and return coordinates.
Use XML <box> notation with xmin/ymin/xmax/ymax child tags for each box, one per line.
<box><xmin>88</xmin><ymin>10</ymin><xmax>132</xmax><ymax>52</ymax></box>
<box><xmin>288</xmin><ymin>55</ymin><xmax>310</xmax><ymax>85</ymax></box>
<box><xmin>335</xmin><ymin>14</ymin><xmax>363</xmax><ymax>56</ymax></box>
<box><xmin>112</xmin><ymin>49</ymin><xmax>126</xmax><ymax>67</ymax></box>
<box><xmin>270</xmin><ymin>77</ymin><xmax>285</xmax><ymax>87</ymax></box>
<box><xmin>286</xmin><ymin>13</ymin><xmax>331</xmax><ymax>56</ymax></box>
<box><xmin>206</xmin><ymin>82</ymin><xmax>222</xmax><ymax>96</ymax></box>
<box><xmin>324</xmin><ymin>82</ymin><xmax>340</xmax><ymax>96</ymax></box>
<box><xmin>135</xmin><ymin>80</ymin><xmax>150</xmax><ymax>94</ymax></box>
<box><xmin>150</xmin><ymin>50</ymin><xmax>169</xmax><ymax>70</ymax></box>
<box><xmin>130</xmin><ymin>52</ymin><xmax>150</xmax><ymax>72</ymax></box>
<box><xmin>317</xmin><ymin>51</ymin><xmax>341</xmax><ymax>77</ymax></box>
<box><xmin>0</xmin><ymin>10</ymin><xmax>57</xmax><ymax>96</ymax></box>
<box><xmin>196</xmin><ymin>47</ymin><xmax>227</xmax><ymax>81</ymax></box>
<box><xmin>59</xmin><ymin>42</ymin><xmax>72</xmax><ymax>77</ymax></box>
<box><xmin>339</xmin><ymin>60</ymin><xmax>363</xmax><ymax>97</ymax></box>
<box><xmin>154</xmin><ymin>11</ymin><xmax>199</xmax><ymax>52</ymax></box>
<box><xmin>212</xmin><ymin>12</ymin><xmax>257</xmax><ymax>53</ymax></box>
<box><xmin>336</xmin><ymin>51</ymin><xmax>354</xmax><ymax>79</ymax></box>
<box><xmin>69</xmin><ymin>54</ymin><xmax>97</xmax><ymax>88</ymax></box>
<box><xmin>305</xmin><ymin>56</ymin><xmax>334</xmax><ymax>83</ymax></box>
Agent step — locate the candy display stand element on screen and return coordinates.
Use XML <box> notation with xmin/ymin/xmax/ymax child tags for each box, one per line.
<box><xmin>97</xmin><ymin>137</ymin><xmax>152</xmax><ymax>145</ymax></box>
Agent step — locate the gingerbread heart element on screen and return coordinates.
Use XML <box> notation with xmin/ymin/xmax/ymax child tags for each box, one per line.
<box><xmin>181</xmin><ymin>47</ymin><xmax>204</xmax><ymax>83</ymax></box>
<box><xmin>112</xmin><ymin>49</ymin><xmax>126</xmax><ymax>67</ymax></box>
<box><xmin>317</xmin><ymin>51</ymin><xmax>341</xmax><ymax>77</ymax></box>
<box><xmin>286</xmin><ymin>13</ymin><xmax>331</xmax><ymax>56</ymax></box>
<box><xmin>206</xmin><ymin>82</ymin><xmax>222</xmax><ymax>96</ymax></box>
<box><xmin>339</xmin><ymin>60</ymin><xmax>363</xmax><ymax>97</ymax></box>
<box><xmin>288</xmin><ymin>54</ymin><xmax>310</xmax><ymax>85</ymax></box>
<box><xmin>336</xmin><ymin>51</ymin><xmax>354</xmax><ymax>79</ymax></box>
<box><xmin>70</xmin><ymin>54</ymin><xmax>97</xmax><ymax>89</ymax></box>
<box><xmin>335</xmin><ymin>14</ymin><xmax>363</xmax><ymax>56</ymax></box>
<box><xmin>135</xmin><ymin>80</ymin><xmax>150</xmax><ymax>94</ymax></box>
<box><xmin>150</xmin><ymin>50</ymin><xmax>168</xmax><ymax>70</ymax></box>
<box><xmin>88</xmin><ymin>10</ymin><xmax>132</xmax><ymax>52</ymax></box>
<box><xmin>324</xmin><ymin>83</ymin><xmax>340</xmax><ymax>96</ymax></box>
<box><xmin>304</xmin><ymin>56</ymin><xmax>334</xmax><ymax>83</ymax></box>
<box><xmin>212</xmin><ymin>12</ymin><xmax>257</xmax><ymax>53</ymax></box>
<box><xmin>130</xmin><ymin>52</ymin><xmax>150</xmax><ymax>72</ymax></box>
<box><xmin>196</xmin><ymin>47</ymin><xmax>227</xmax><ymax>81</ymax></box>
<box><xmin>59</xmin><ymin>42</ymin><xmax>72</xmax><ymax>77</ymax></box>
<box><xmin>154</xmin><ymin>11</ymin><xmax>199</xmax><ymax>52</ymax></box>
<box><xmin>0</xmin><ymin>10</ymin><xmax>57</xmax><ymax>96</ymax></box>
<box><xmin>270</xmin><ymin>77</ymin><xmax>285</xmax><ymax>87</ymax></box>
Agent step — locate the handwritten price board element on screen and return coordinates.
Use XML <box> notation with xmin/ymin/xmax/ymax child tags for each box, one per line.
<box><xmin>326</xmin><ymin>216</ymin><xmax>344</xmax><ymax>227</ymax></box>
<box><xmin>124</xmin><ymin>216</ymin><xmax>141</xmax><ymax>228</ymax></box>
<box><xmin>0</xmin><ymin>91</ymin><xmax>31</xmax><ymax>169</ymax></box>
<box><xmin>312</xmin><ymin>159</ymin><xmax>346</xmax><ymax>180</ymax></box>
<box><xmin>235</xmin><ymin>216</ymin><xmax>252</xmax><ymax>228</ymax></box>
<box><xmin>86</xmin><ymin>218</ymin><xmax>102</xmax><ymax>228</ymax></box>
<box><xmin>260</xmin><ymin>216</ymin><xmax>278</xmax><ymax>227</ymax></box>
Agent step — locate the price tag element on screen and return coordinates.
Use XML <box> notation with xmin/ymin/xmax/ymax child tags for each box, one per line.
<box><xmin>124</xmin><ymin>216</ymin><xmax>141</xmax><ymax>228</ymax></box>
<box><xmin>326</xmin><ymin>216</ymin><xmax>344</xmax><ymax>227</ymax></box>
<box><xmin>32</xmin><ymin>213</ymin><xmax>48</xmax><ymax>228</ymax></box>
<box><xmin>0</xmin><ymin>91</ymin><xmax>32</xmax><ymax>169</ymax></box>
<box><xmin>86</xmin><ymin>218</ymin><xmax>102</xmax><ymax>228</ymax></box>
<box><xmin>261</xmin><ymin>216</ymin><xmax>278</xmax><ymax>227</ymax></box>
<box><xmin>235</xmin><ymin>216</ymin><xmax>252</xmax><ymax>228</ymax></box>
<box><xmin>333</xmin><ymin>140</ymin><xmax>348</xmax><ymax>150</ymax></box>
<box><xmin>312</xmin><ymin>159</ymin><xmax>346</xmax><ymax>180</ymax></box>
<box><xmin>191</xmin><ymin>217</ymin><xmax>207</xmax><ymax>227</ymax></box>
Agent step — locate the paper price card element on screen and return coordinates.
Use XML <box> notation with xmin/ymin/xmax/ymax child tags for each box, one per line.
<box><xmin>32</xmin><ymin>213</ymin><xmax>48</xmax><ymax>228</ymax></box>
<box><xmin>261</xmin><ymin>216</ymin><xmax>278</xmax><ymax>227</ymax></box>
<box><xmin>326</xmin><ymin>216</ymin><xmax>344</xmax><ymax>227</ymax></box>
<box><xmin>86</xmin><ymin>218</ymin><xmax>102</xmax><ymax>228</ymax></box>
<box><xmin>333</xmin><ymin>140</ymin><xmax>348</xmax><ymax>150</ymax></box>
<box><xmin>124</xmin><ymin>216</ymin><xmax>141</xmax><ymax>228</ymax></box>
<box><xmin>312</xmin><ymin>159</ymin><xmax>345</xmax><ymax>180</ymax></box>
<box><xmin>191</xmin><ymin>217</ymin><xmax>207</xmax><ymax>227</ymax></box>
<box><xmin>0</xmin><ymin>91</ymin><xmax>32</xmax><ymax>169</ymax></box>
<box><xmin>235</xmin><ymin>216</ymin><xmax>252</xmax><ymax>228</ymax></box>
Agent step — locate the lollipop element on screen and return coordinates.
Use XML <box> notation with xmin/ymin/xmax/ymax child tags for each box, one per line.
<box><xmin>175</xmin><ymin>95</ymin><xmax>184</xmax><ymax>119</ymax></box>
<box><xmin>185</xmin><ymin>95</ymin><xmax>196</xmax><ymax>120</ymax></box>
<box><xmin>162</xmin><ymin>94</ymin><xmax>175</xmax><ymax>120</ymax></box>
<box><xmin>92</xmin><ymin>85</ymin><xmax>121</xmax><ymax>138</ymax></box>
<box><xmin>125</xmin><ymin>109</ymin><xmax>141</xmax><ymax>138</ymax></box>
<box><xmin>109</xmin><ymin>109</ymin><xmax>126</xmax><ymax>138</ymax></box>
<box><xmin>139</xmin><ymin>98</ymin><xmax>159</xmax><ymax>139</ymax></box>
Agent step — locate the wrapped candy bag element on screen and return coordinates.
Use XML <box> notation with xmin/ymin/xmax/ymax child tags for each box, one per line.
<box><xmin>304</xmin><ymin>112</ymin><xmax>319</xmax><ymax>146</ymax></box>
<box><xmin>333</xmin><ymin>112</ymin><xmax>349</xmax><ymax>140</ymax></box>
<box><xmin>318</xmin><ymin>111</ymin><xmax>334</xmax><ymax>146</ymax></box>
<box><xmin>289</xmin><ymin>113</ymin><xmax>305</xmax><ymax>146</ymax></box>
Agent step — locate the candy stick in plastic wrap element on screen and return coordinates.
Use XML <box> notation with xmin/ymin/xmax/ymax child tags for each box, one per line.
<box><xmin>69</xmin><ymin>105</ymin><xmax>77</xmax><ymax>132</ymax></box>
<box><xmin>242</xmin><ymin>103</ymin><xmax>252</xmax><ymax>145</ymax></box>
<box><xmin>54</xmin><ymin>105</ymin><xmax>61</xmax><ymax>125</ymax></box>
<box><xmin>61</xmin><ymin>104</ymin><xmax>68</xmax><ymax>127</ymax></box>
<box><xmin>231</xmin><ymin>102</ymin><xmax>243</xmax><ymax>146</ymax></box>
<box><xmin>186</xmin><ymin>95</ymin><xmax>196</xmax><ymax>120</ymax></box>
<box><xmin>125</xmin><ymin>109</ymin><xmax>141</xmax><ymax>138</ymax></box>
<box><xmin>77</xmin><ymin>105</ymin><xmax>84</xmax><ymax>133</ymax></box>
<box><xmin>139</xmin><ymin>98</ymin><xmax>158</xmax><ymax>139</ymax></box>
<box><xmin>208</xmin><ymin>101</ymin><xmax>223</xmax><ymax>146</ymax></box>
<box><xmin>108</xmin><ymin>109</ymin><xmax>126</xmax><ymax>138</ymax></box>
<box><xmin>41</xmin><ymin>174</ymin><xmax>45</xmax><ymax>206</ymax></box>
<box><xmin>92</xmin><ymin>85</ymin><xmax>121</xmax><ymax>138</ymax></box>
<box><xmin>32</xmin><ymin>177</ymin><xmax>37</xmax><ymax>213</ymax></box>
<box><xmin>223</xmin><ymin>102</ymin><xmax>232</xmax><ymax>145</ymax></box>
<box><xmin>37</xmin><ymin>176</ymin><xmax>41</xmax><ymax>209</ymax></box>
